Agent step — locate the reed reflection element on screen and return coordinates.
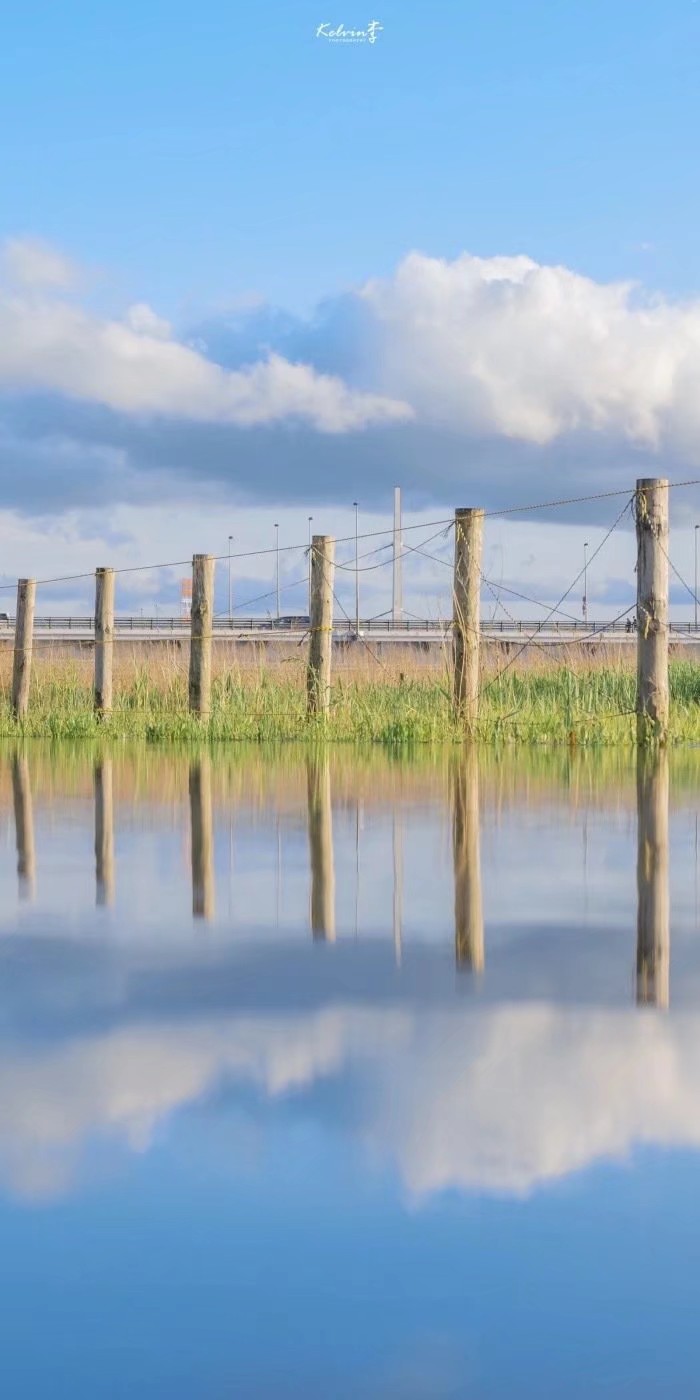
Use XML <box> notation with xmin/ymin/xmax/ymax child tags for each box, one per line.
<box><xmin>189</xmin><ymin>755</ymin><xmax>215</xmax><ymax>920</ymax></box>
<box><xmin>94</xmin><ymin>758</ymin><xmax>114</xmax><ymax>907</ymax></box>
<box><xmin>11</xmin><ymin>750</ymin><xmax>35</xmax><ymax>903</ymax></box>
<box><xmin>306</xmin><ymin>751</ymin><xmax>335</xmax><ymax>941</ymax></box>
<box><xmin>636</xmin><ymin>747</ymin><xmax>670</xmax><ymax>1008</ymax></box>
<box><xmin>452</xmin><ymin>746</ymin><xmax>484</xmax><ymax>971</ymax></box>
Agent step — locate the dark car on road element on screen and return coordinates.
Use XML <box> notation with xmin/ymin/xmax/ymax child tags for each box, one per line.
<box><xmin>274</xmin><ymin>615</ymin><xmax>310</xmax><ymax>629</ymax></box>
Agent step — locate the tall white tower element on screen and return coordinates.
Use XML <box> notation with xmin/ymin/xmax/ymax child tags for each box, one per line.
<box><xmin>392</xmin><ymin>486</ymin><xmax>403</xmax><ymax>623</ymax></box>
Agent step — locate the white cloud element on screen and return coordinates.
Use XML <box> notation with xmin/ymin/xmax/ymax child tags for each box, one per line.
<box><xmin>0</xmin><ymin>240</ymin><xmax>411</xmax><ymax>433</ymax></box>
<box><xmin>124</xmin><ymin>302</ymin><xmax>172</xmax><ymax>339</ymax></box>
<box><xmin>362</xmin><ymin>250</ymin><xmax>700</xmax><ymax>450</ymax></box>
<box><xmin>7</xmin><ymin>235</ymin><xmax>700</xmax><ymax>481</ymax></box>
<box><xmin>2</xmin><ymin>236</ymin><xmax>79</xmax><ymax>289</ymax></box>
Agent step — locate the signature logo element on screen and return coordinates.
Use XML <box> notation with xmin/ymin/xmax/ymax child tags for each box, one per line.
<box><xmin>316</xmin><ymin>20</ymin><xmax>383</xmax><ymax>43</ymax></box>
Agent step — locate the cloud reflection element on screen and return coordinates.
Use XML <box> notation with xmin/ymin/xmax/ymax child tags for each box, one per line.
<box><xmin>1</xmin><ymin>1001</ymin><xmax>698</xmax><ymax>1203</ymax></box>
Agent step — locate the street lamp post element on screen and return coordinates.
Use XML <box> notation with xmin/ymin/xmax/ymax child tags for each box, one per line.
<box><xmin>583</xmin><ymin>542</ymin><xmax>589</xmax><ymax>623</ymax></box>
<box><xmin>228</xmin><ymin>535</ymin><xmax>233</xmax><ymax>622</ymax></box>
<box><xmin>691</xmin><ymin>526</ymin><xmax>697</xmax><ymax>635</ymax></box>
<box><xmin>274</xmin><ymin>523</ymin><xmax>280</xmax><ymax>621</ymax></box>
<box><xmin>353</xmin><ymin>501</ymin><xmax>359</xmax><ymax>636</ymax></box>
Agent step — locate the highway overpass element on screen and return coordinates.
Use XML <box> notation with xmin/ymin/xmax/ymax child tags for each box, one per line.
<box><xmin>0</xmin><ymin>616</ymin><xmax>698</xmax><ymax>644</ymax></box>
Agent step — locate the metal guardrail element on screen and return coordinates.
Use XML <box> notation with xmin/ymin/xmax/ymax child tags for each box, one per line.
<box><xmin>1</xmin><ymin>615</ymin><xmax>699</xmax><ymax>634</ymax></box>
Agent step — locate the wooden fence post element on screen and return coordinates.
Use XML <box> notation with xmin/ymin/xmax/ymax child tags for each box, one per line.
<box><xmin>189</xmin><ymin>553</ymin><xmax>215</xmax><ymax>718</ymax></box>
<box><xmin>453</xmin><ymin>508</ymin><xmax>484</xmax><ymax>727</ymax></box>
<box><xmin>12</xmin><ymin>578</ymin><xmax>36</xmax><ymax>718</ymax></box>
<box><xmin>307</xmin><ymin>535</ymin><xmax>335</xmax><ymax>716</ymax></box>
<box><xmin>94</xmin><ymin>567</ymin><xmax>115</xmax><ymax>716</ymax></box>
<box><xmin>306</xmin><ymin>751</ymin><xmax>335</xmax><ymax>940</ymax></box>
<box><xmin>452</xmin><ymin>747</ymin><xmax>484</xmax><ymax>971</ymax></box>
<box><xmin>636</xmin><ymin>478</ymin><xmax>669</xmax><ymax>743</ymax></box>
<box><xmin>636</xmin><ymin>747</ymin><xmax>669</xmax><ymax>1007</ymax></box>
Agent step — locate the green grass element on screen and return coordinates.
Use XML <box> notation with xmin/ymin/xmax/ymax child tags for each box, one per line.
<box><xmin>2</xmin><ymin>660</ymin><xmax>700</xmax><ymax>744</ymax></box>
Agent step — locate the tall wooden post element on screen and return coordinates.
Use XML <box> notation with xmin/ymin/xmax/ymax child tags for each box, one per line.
<box><xmin>453</xmin><ymin>508</ymin><xmax>484</xmax><ymax>727</ymax></box>
<box><xmin>636</xmin><ymin>478</ymin><xmax>669</xmax><ymax>743</ymax></box>
<box><xmin>636</xmin><ymin>747</ymin><xmax>670</xmax><ymax>1008</ymax></box>
<box><xmin>94</xmin><ymin>567</ymin><xmax>115</xmax><ymax>716</ymax></box>
<box><xmin>11</xmin><ymin>750</ymin><xmax>35</xmax><ymax>902</ymax></box>
<box><xmin>11</xmin><ymin>578</ymin><xmax>36</xmax><ymax>719</ymax></box>
<box><xmin>94</xmin><ymin>758</ymin><xmax>115</xmax><ymax>907</ymax></box>
<box><xmin>189</xmin><ymin>554</ymin><xmax>215</xmax><ymax>718</ymax></box>
<box><xmin>307</xmin><ymin>752</ymin><xmax>335</xmax><ymax>940</ymax></box>
<box><xmin>307</xmin><ymin>535</ymin><xmax>335</xmax><ymax>716</ymax></box>
<box><xmin>452</xmin><ymin>747</ymin><xmax>484</xmax><ymax>971</ymax></box>
<box><xmin>190</xmin><ymin>755</ymin><xmax>214</xmax><ymax>919</ymax></box>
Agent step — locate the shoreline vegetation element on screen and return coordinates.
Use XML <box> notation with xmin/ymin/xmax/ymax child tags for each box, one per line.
<box><xmin>1</xmin><ymin>643</ymin><xmax>700</xmax><ymax>744</ymax></box>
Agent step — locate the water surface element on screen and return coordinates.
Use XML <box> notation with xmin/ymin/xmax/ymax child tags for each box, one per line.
<box><xmin>0</xmin><ymin>743</ymin><xmax>698</xmax><ymax>1398</ymax></box>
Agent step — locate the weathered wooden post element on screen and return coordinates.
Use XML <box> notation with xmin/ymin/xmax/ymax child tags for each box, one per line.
<box><xmin>453</xmin><ymin>508</ymin><xmax>484</xmax><ymax>727</ymax></box>
<box><xmin>189</xmin><ymin>755</ymin><xmax>214</xmax><ymax>919</ymax></box>
<box><xmin>94</xmin><ymin>758</ymin><xmax>115</xmax><ymax>907</ymax></box>
<box><xmin>635</xmin><ymin>478</ymin><xmax>669</xmax><ymax>743</ymax></box>
<box><xmin>306</xmin><ymin>751</ymin><xmax>335</xmax><ymax>940</ymax></box>
<box><xmin>307</xmin><ymin>535</ymin><xmax>335</xmax><ymax>717</ymax></box>
<box><xmin>189</xmin><ymin>553</ymin><xmax>215</xmax><ymax>718</ymax></box>
<box><xmin>94</xmin><ymin>567</ymin><xmax>115</xmax><ymax>717</ymax></box>
<box><xmin>11</xmin><ymin>578</ymin><xmax>36</xmax><ymax>719</ymax></box>
<box><xmin>636</xmin><ymin>746</ymin><xmax>670</xmax><ymax>1007</ymax></box>
<box><xmin>11</xmin><ymin>750</ymin><xmax>35</xmax><ymax>902</ymax></box>
<box><xmin>452</xmin><ymin>747</ymin><xmax>484</xmax><ymax>971</ymax></box>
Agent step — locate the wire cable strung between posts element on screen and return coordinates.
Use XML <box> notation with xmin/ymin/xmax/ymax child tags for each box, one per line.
<box><xmin>479</xmin><ymin>496</ymin><xmax>635</xmax><ymax>699</ymax></box>
<box><xmin>401</xmin><ymin>536</ymin><xmax>621</xmax><ymax>632</ymax></box>
<box><xmin>481</xmin><ymin>575</ymin><xmax>558</xmax><ymax>666</ymax></box>
<box><xmin>1</xmin><ymin>475</ymin><xmax>689</xmax><ymax>742</ymax></box>
<box><xmin>652</xmin><ymin>532</ymin><xmax>700</xmax><ymax>614</ymax></box>
<box><xmin>2</xmin><ymin>474</ymin><xmax>700</xmax><ymax>598</ymax></box>
<box><xmin>327</xmin><ymin>579</ymin><xmax>389</xmax><ymax>666</ymax></box>
<box><xmin>482</xmin><ymin>476</ymin><xmax>700</xmax><ymax>518</ymax></box>
<box><xmin>476</xmin><ymin>589</ymin><xmax>639</xmax><ymax>727</ymax></box>
<box><xmin>481</xmin><ymin>576</ymin><xmax>594</xmax><ymax>627</ymax></box>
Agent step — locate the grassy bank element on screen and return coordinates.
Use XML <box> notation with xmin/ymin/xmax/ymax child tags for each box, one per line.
<box><xmin>1</xmin><ymin>644</ymin><xmax>700</xmax><ymax>743</ymax></box>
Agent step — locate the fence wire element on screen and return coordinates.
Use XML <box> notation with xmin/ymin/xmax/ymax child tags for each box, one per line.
<box><xmin>3</xmin><ymin>477</ymin><xmax>700</xmax><ymax>734</ymax></box>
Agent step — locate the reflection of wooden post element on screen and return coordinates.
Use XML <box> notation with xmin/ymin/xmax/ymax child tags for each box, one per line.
<box><xmin>453</xmin><ymin>508</ymin><xmax>484</xmax><ymax>727</ymax></box>
<box><xmin>189</xmin><ymin>755</ymin><xmax>214</xmax><ymax>919</ymax></box>
<box><xmin>635</xmin><ymin>478</ymin><xmax>669</xmax><ymax>743</ymax></box>
<box><xmin>94</xmin><ymin>567</ymin><xmax>115</xmax><ymax>716</ymax></box>
<box><xmin>452</xmin><ymin>747</ymin><xmax>483</xmax><ymax>970</ymax></box>
<box><xmin>636</xmin><ymin>747</ymin><xmax>670</xmax><ymax>1007</ymax></box>
<box><xmin>392</xmin><ymin>812</ymin><xmax>403</xmax><ymax>966</ymax></box>
<box><xmin>94</xmin><ymin>758</ymin><xmax>115</xmax><ymax>907</ymax></box>
<box><xmin>189</xmin><ymin>554</ymin><xmax>215</xmax><ymax>718</ymax></box>
<box><xmin>11</xmin><ymin>751</ymin><xmax>35</xmax><ymax>901</ymax></box>
<box><xmin>307</xmin><ymin>752</ymin><xmax>335</xmax><ymax>940</ymax></box>
<box><xmin>307</xmin><ymin>535</ymin><xmax>335</xmax><ymax>716</ymax></box>
<box><xmin>12</xmin><ymin>578</ymin><xmax>36</xmax><ymax>718</ymax></box>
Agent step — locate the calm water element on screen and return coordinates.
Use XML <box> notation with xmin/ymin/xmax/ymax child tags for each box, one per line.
<box><xmin>0</xmin><ymin>743</ymin><xmax>698</xmax><ymax>1398</ymax></box>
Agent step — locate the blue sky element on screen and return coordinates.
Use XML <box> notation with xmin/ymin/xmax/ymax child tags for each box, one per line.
<box><xmin>2</xmin><ymin>0</ymin><xmax>700</xmax><ymax>613</ymax></box>
<box><xmin>3</xmin><ymin>0</ymin><xmax>698</xmax><ymax>311</ymax></box>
